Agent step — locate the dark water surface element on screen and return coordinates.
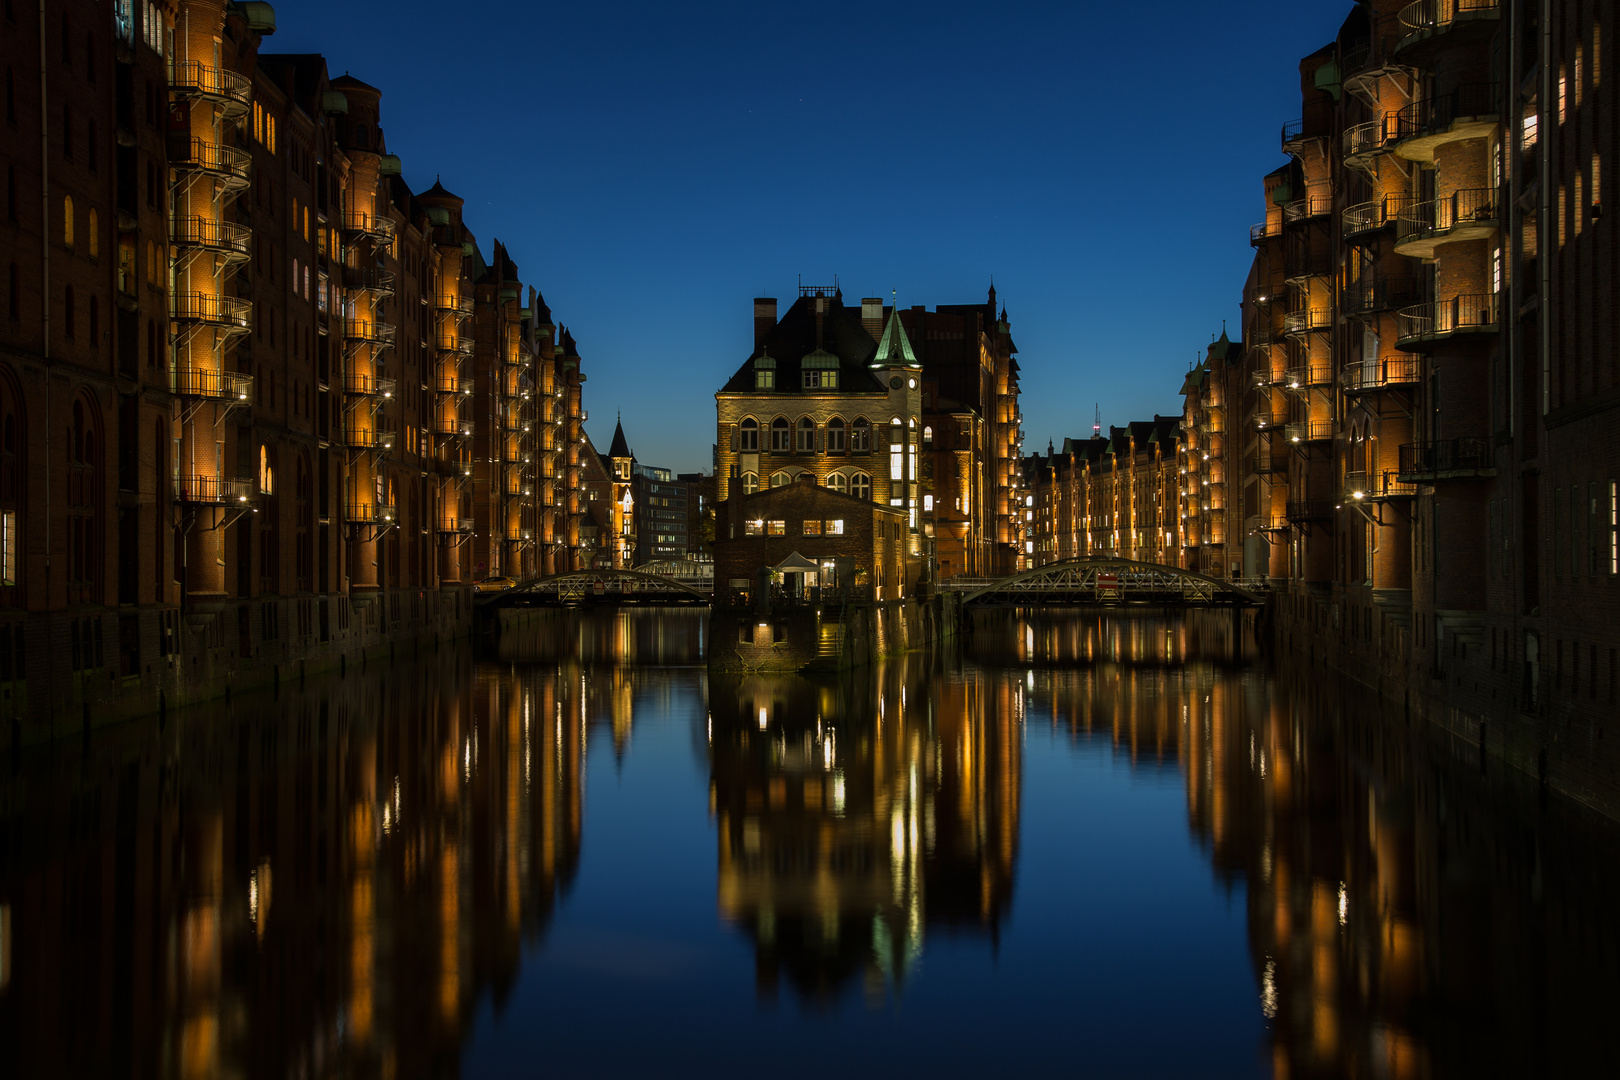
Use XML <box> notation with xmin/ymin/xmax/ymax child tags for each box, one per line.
<box><xmin>2</xmin><ymin>609</ymin><xmax>1618</xmax><ymax>1078</ymax></box>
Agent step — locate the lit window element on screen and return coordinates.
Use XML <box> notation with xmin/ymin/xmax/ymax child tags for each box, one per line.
<box><xmin>827</xmin><ymin>519</ymin><xmax>844</xmax><ymax>536</ymax></box>
<box><xmin>827</xmin><ymin>472</ymin><xmax>847</xmax><ymax>494</ymax></box>
<box><xmin>741</xmin><ymin>472</ymin><xmax>758</xmax><ymax>495</ymax></box>
<box><xmin>852</xmin><ymin>474</ymin><xmax>871</xmax><ymax>500</ymax></box>
<box><xmin>770</xmin><ymin>471</ymin><xmax>791</xmax><ymax>488</ymax></box>
<box><xmin>802</xmin><ymin>520</ymin><xmax>822</xmax><ymax>536</ymax></box>
<box><xmin>755</xmin><ymin>369</ymin><xmax>774</xmax><ymax>390</ymax></box>
<box><xmin>63</xmin><ymin>195</ymin><xmax>74</xmax><ymax>247</ymax></box>
<box><xmin>767</xmin><ymin>520</ymin><xmax>786</xmax><ymax>535</ymax></box>
<box><xmin>745</xmin><ymin>519</ymin><xmax>763</xmax><ymax>536</ymax></box>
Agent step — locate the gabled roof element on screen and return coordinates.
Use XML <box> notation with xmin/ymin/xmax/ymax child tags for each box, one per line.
<box><xmin>718</xmin><ymin>294</ymin><xmax>888</xmax><ymax>395</ymax></box>
<box><xmin>871</xmin><ymin>308</ymin><xmax>918</xmax><ymax>368</ymax></box>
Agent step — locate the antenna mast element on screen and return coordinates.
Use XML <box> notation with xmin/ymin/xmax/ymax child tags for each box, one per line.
<box><xmin>1092</xmin><ymin>404</ymin><xmax>1101</xmax><ymax>439</ymax></box>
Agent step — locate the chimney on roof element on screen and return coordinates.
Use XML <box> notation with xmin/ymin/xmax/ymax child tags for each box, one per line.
<box><xmin>814</xmin><ymin>294</ymin><xmax>825</xmax><ymax>348</ymax></box>
<box><xmin>861</xmin><ymin>298</ymin><xmax>884</xmax><ymax>341</ymax></box>
<box><xmin>753</xmin><ymin>298</ymin><xmax>776</xmax><ymax>349</ymax></box>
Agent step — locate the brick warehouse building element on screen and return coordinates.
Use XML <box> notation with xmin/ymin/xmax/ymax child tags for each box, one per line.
<box><xmin>0</xmin><ymin>0</ymin><xmax>593</xmax><ymax>730</ymax></box>
<box><xmin>1027</xmin><ymin>1</ymin><xmax>1619</xmax><ymax>817</ymax></box>
<box><xmin>714</xmin><ymin>284</ymin><xmax>1023</xmax><ymax>585</ymax></box>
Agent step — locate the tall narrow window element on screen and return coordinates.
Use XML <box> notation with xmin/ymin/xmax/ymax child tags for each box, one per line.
<box><xmin>63</xmin><ymin>194</ymin><xmax>73</xmax><ymax>247</ymax></box>
<box><xmin>87</xmin><ymin>208</ymin><xmax>98</xmax><ymax>258</ymax></box>
<box><xmin>826</xmin><ymin>417</ymin><xmax>845</xmax><ymax>453</ymax></box>
<box><xmin>796</xmin><ymin>417</ymin><xmax>814</xmax><ymax>452</ymax></box>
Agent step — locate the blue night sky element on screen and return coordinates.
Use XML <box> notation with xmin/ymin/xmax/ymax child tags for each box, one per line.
<box><xmin>266</xmin><ymin>0</ymin><xmax>1351</xmax><ymax>474</ymax></box>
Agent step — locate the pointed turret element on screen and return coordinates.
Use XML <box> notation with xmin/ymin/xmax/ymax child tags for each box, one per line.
<box><xmin>608</xmin><ymin>416</ymin><xmax>631</xmax><ymax>459</ymax></box>
<box><xmin>870</xmin><ymin>308</ymin><xmax>918</xmax><ymax>368</ymax></box>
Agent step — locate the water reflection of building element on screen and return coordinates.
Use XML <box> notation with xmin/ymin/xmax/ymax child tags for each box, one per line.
<box><xmin>0</xmin><ymin>656</ymin><xmax>584</xmax><ymax>1079</ymax></box>
<box><xmin>1013</xmin><ymin>609</ymin><xmax>1620</xmax><ymax>1079</ymax></box>
<box><xmin>707</xmin><ymin>660</ymin><xmax>1019</xmax><ymax>1003</ymax></box>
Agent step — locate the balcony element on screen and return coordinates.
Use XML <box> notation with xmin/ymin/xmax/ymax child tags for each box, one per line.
<box><xmin>1250</xmin><ymin>221</ymin><xmax>1280</xmax><ymax>246</ymax></box>
<box><xmin>1284</xmin><ymin>248</ymin><xmax>1333</xmax><ymax>284</ymax></box>
<box><xmin>342</xmin><ymin>211</ymin><xmax>397</xmax><ymax>245</ymax></box>
<box><xmin>1396</xmin><ymin>0</ymin><xmax>1500</xmax><ymax>65</ymax></box>
<box><xmin>1281</xmin><ymin>116</ymin><xmax>1328</xmax><ymax>154</ymax></box>
<box><xmin>1342</xmin><ymin>274</ymin><xmax>1422</xmax><ymax>315</ymax></box>
<box><xmin>343</xmin><ymin>373</ymin><xmax>395</xmax><ymax>399</ymax></box>
<box><xmin>435</xmin><ymin>294</ymin><xmax>475</xmax><ymax>317</ymax></box>
<box><xmin>345</xmin><ymin>267</ymin><xmax>396</xmax><ymax>296</ymax></box>
<box><xmin>174</xmin><ymin>475</ymin><xmax>255</xmax><ymax>504</ymax></box>
<box><xmin>172</xmin><ymin>137</ymin><xmax>250</xmax><ymax>189</ymax></box>
<box><xmin>169</xmin><ymin>61</ymin><xmax>252</xmax><ymax>118</ymax></box>
<box><xmin>344</xmin><ymin>423</ymin><xmax>395</xmax><ymax>450</ymax></box>
<box><xmin>1285</xmin><ymin>420</ymin><xmax>1334</xmax><ymax>444</ymax></box>
<box><xmin>171</xmin><ymin>292</ymin><xmax>251</xmax><ymax>333</ymax></box>
<box><xmin>437</xmin><ymin>336</ymin><xmax>473</xmax><ymax>358</ymax></box>
<box><xmin>1251</xmin><ymin>368</ymin><xmax>1283</xmax><ymax>388</ymax></box>
<box><xmin>1391</xmin><ymin>83</ymin><xmax>1499</xmax><ymax>163</ymax></box>
<box><xmin>1395</xmin><ymin>294</ymin><xmax>1497</xmax><ymax>348</ymax></box>
<box><xmin>1342</xmin><ymin>193</ymin><xmax>1417</xmax><ymax>239</ymax></box>
<box><xmin>1283</xmin><ymin>307</ymin><xmax>1332</xmax><ymax>335</ymax></box>
<box><xmin>1282</xmin><ymin>195</ymin><xmax>1333</xmax><ymax>225</ymax></box>
<box><xmin>1286</xmin><ymin>500</ymin><xmax>1336</xmax><ymax>522</ymax></box>
<box><xmin>172</xmin><ymin>367</ymin><xmax>252</xmax><ymax>401</ymax></box>
<box><xmin>437</xmin><ymin>517</ymin><xmax>474</xmax><ymax>535</ymax></box>
<box><xmin>346</xmin><ymin>501</ymin><xmax>397</xmax><ymax>525</ymax></box>
<box><xmin>1282</xmin><ymin>365</ymin><xmax>1333</xmax><ymax>392</ymax></box>
<box><xmin>171</xmin><ymin>216</ymin><xmax>251</xmax><ymax>261</ymax></box>
<box><xmin>1254</xmin><ymin>448</ymin><xmax>1287</xmax><ymax>474</ymax></box>
<box><xmin>1342</xmin><ymin>355</ymin><xmax>1422</xmax><ymax>393</ymax></box>
<box><xmin>1398</xmin><ymin>437</ymin><xmax>1495</xmax><ymax>480</ymax></box>
<box><xmin>502</xmin><ymin>413</ymin><xmax>526</xmax><ymax>432</ymax></box>
<box><xmin>1342</xmin><ymin>117</ymin><xmax>1398</xmax><ymax>168</ymax></box>
<box><xmin>1394</xmin><ymin>188</ymin><xmax>1499</xmax><ymax>258</ymax></box>
<box><xmin>430</xmin><ymin>414</ymin><xmax>471</xmax><ymax>437</ymax></box>
<box><xmin>501</xmin><ymin>444</ymin><xmax>528</xmax><ymax>464</ymax></box>
<box><xmin>1346</xmin><ymin>470</ymin><xmax>1419</xmax><ymax>500</ymax></box>
<box><xmin>435</xmin><ymin>375</ymin><xmax>473</xmax><ymax>396</ymax></box>
<box><xmin>343</xmin><ymin>319</ymin><xmax>396</xmax><ymax>345</ymax></box>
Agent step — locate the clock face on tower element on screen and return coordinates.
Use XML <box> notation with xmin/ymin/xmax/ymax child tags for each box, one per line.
<box><xmin>889</xmin><ymin>376</ymin><xmax>903</xmax><ymax>389</ymax></box>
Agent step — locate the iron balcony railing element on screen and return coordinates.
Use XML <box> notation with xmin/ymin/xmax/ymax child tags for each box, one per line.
<box><xmin>174</xmin><ymin>475</ymin><xmax>255</xmax><ymax>504</ymax></box>
<box><xmin>1255</xmin><ymin>411</ymin><xmax>1288</xmax><ymax>431</ymax></box>
<box><xmin>1283</xmin><ymin>308</ymin><xmax>1332</xmax><ymax>334</ymax></box>
<box><xmin>172</xmin><ymin>367</ymin><xmax>252</xmax><ymax>401</ymax></box>
<box><xmin>1391</xmin><ymin>83</ymin><xmax>1499</xmax><ymax>143</ymax></box>
<box><xmin>435</xmin><ymin>294</ymin><xmax>475</xmax><ymax>316</ymax></box>
<box><xmin>169</xmin><ymin>60</ymin><xmax>252</xmax><ymax>115</ymax></box>
<box><xmin>435</xmin><ymin>376</ymin><xmax>473</xmax><ymax>396</ymax></box>
<box><xmin>1283</xmin><ymin>366</ymin><xmax>1333</xmax><ymax>390</ymax></box>
<box><xmin>1342</xmin><ymin>193</ymin><xmax>1416</xmax><ymax>237</ymax></box>
<box><xmin>1342</xmin><ymin>356</ymin><xmax>1422</xmax><ymax>392</ymax></box>
<box><xmin>342</xmin><ymin>211</ymin><xmax>397</xmax><ymax>244</ymax></box>
<box><xmin>1252</xmin><ymin>368</ymin><xmax>1283</xmax><ymax>388</ymax></box>
<box><xmin>1282</xmin><ymin>195</ymin><xmax>1334</xmax><ymax>224</ymax></box>
<box><xmin>1342</xmin><ymin>273</ymin><xmax>1422</xmax><ymax>314</ymax></box>
<box><xmin>1398</xmin><ymin>0</ymin><xmax>1500</xmax><ymax>39</ymax></box>
<box><xmin>501</xmin><ymin>444</ymin><xmax>528</xmax><ymax>464</ymax></box>
<box><xmin>1250</xmin><ymin>221</ymin><xmax>1280</xmax><ymax>245</ymax></box>
<box><xmin>1286</xmin><ymin>500</ymin><xmax>1336</xmax><ymax>522</ymax></box>
<box><xmin>343</xmin><ymin>373</ymin><xmax>395</xmax><ymax>398</ymax></box>
<box><xmin>1285</xmin><ymin>420</ymin><xmax>1335</xmax><ymax>443</ymax></box>
<box><xmin>1285</xmin><ymin>248</ymin><xmax>1334</xmax><ymax>282</ymax></box>
<box><xmin>171</xmin><ymin>292</ymin><xmax>251</xmax><ymax>331</ymax></box>
<box><xmin>1399</xmin><ymin>437</ymin><xmax>1493</xmax><ymax>477</ymax></box>
<box><xmin>1255</xmin><ymin>448</ymin><xmax>1286</xmax><ymax>474</ymax></box>
<box><xmin>437</xmin><ymin>517</ymin><xmax>475</xmax><ymax>534</ymax></box>
<box><xmin>344</xmin><ymin>423</ymin><xmax>396</xmax><ymax>450</ymax></box>
<box><xmin>437</xmin><ymin>337</ymin><xmax>474</xmax><ymax>357</ymax></box>
<box><xmin>1396</xmin><ymin>294</ymin><xmax>1498</xmax><ymax>344</ymax></box>
<box><xmin>1395</xmin><ymin>187</ymin><xmax>1498</xmax><ymax>248</ymax></box>
<box><xmin>171</xmin><ymin>216</ymin><xmax>251</xmax><ymax>258</ymax></box>
<box><xmin>172</xmin><ymin>137</ymin><xmax>251</xmax><ymax>186</ymax></box>
<box><xmin>345</xmin><ymin>267</ymin><xmax>396</xmax><ymax>296</ymax></box>
<box><xmin>430</xmin><ymin>414</ymin><xmax>471</xmax><ymax>437</ymax></box>
<box><xmin>343</xmin><ymin>319</ymin><xmax>396</xmax><ymax>345</ymax></box>
<box><xmin>1343</xmin><ymin>117</ymin><xmax>1399</xmax><ymax>161</ymax></box>
<box><xmin>346</xmin><ymin>501</ymin><xmax>397</xmax><ymax>525</ymax></box>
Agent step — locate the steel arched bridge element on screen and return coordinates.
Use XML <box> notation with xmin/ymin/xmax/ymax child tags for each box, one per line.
<box><xmin>940</xmin><ymin>557</ymin><xmax>1268</xmax><ymax>607</ymax></box>
<box><xmin>476</xmin><ymin>568</ymin><xmax>712</xmax><ymax>607</ymax></box>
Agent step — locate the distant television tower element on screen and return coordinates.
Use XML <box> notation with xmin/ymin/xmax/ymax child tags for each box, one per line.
<box><xmin>1092</xmin><ymin>404</ymin><xmax>1101</xmax><ymax>439</ymax></box>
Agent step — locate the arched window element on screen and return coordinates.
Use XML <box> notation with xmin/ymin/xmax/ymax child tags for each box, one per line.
<box><xmin>851</xmin><ymin>417</ymin><xmax>871</xmax><ymax>452</ymax></box>
<box><xmin>890</xmin><ymin>416</ymin><xmax>904</xmax><ymax>445</ymax></box>
<box><xmin>87</xmin><ymin>208</ymin><xmax>98</xmax><ymax>257</ymax></box>
<box><xmin>738</xmin><ymin>417</ymin><xmax>758</xmax><ymax>451</ymax></box>
<box><xmin>851</xmin><ymin>473</ymin><xmax>871</xmax><ymax>501</ymax></box>
<box><xmin>63</xmin><ymin>195</ymin><xmax>74</xmax><ymax>247</ymax></box>
<box><xmin>740</xmin><ymin>472</ymin><xmax>758</xmax><ymax>495</ymax></box>
<box><xmin>770</xmin><ymin>471</ymin><xmax>792</xmax><ymax>488</ymax></box>
<box><xmin>826</xmin><ymin>417</ymin><xmax>846</xmax><ymax>454</ymax></box>
<box><xmin>923</xmin><ymin>425</ymin><xmax>933</xmax><ymax>445</ymax></box>
<box><xmin>259</xmin><ymin>445</ymin><xmax>274</xmax><ymax>494</ymax></box>
<box><xmin>827</xmin><ymin>472</ymin><xmax>848</xmax><ymax>494</ymax></box>
<box><xmin>0</xmin><ymin>371</ymin><xmax>23</xmax><ymax>592</ymax></box>
<box><xmin>769</xmin><ymin>417</ymin><xmax>790</xmax><ymax>452</ymax></box>
<box><xmin>796</xmin><ymin>416</ymin><xmax>815</xmax><ymax>452</ymax></box>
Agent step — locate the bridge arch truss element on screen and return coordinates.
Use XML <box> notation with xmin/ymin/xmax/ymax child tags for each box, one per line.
<box><xmin>950</xmin><ymin>558</ymin><xmax>1267</xmax><ymax>607</ymax></box>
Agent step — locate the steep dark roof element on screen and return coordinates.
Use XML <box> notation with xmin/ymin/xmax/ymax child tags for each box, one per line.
<box><xmin>608</xmin><ymin>419</ymin><xmax>631</xmax><ymax>459</ymax></box>
<box><xmin>417</xmin><ymin>177</ymin><xmax>460</xmax><ymax>203</ymax></box>
<box><xmin>718</xmin><ymin>294</ymin><xmax>887</xmax><ymax>395</ymax></box>
<box><xmin>329</xmin><ymin>73</ymin><xmax>381</xmax><ymax>93</ymax></box>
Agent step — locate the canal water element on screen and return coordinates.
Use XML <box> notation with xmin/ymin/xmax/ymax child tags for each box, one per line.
<box><xmin>2</xmin><ymin>609</ymin><xmax>1618</xmax><ymax>1078</ymax></box>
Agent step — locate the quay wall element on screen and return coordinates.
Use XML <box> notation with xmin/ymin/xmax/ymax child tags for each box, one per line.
<box><xmin>5</xmin><ymin>587</ymin><xmax>474</xmax><ymax>746</ymax></box>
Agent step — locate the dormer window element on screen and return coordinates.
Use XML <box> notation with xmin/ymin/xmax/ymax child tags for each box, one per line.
<box><xmin>803</xmin><ymin>369</ymin><xmax>837</xmax><ymax>389</ymax></box>
<box><xmin>755</xmin><ymin>369</ymin><xmax>774</xmax><ymax>389</ymax></box>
